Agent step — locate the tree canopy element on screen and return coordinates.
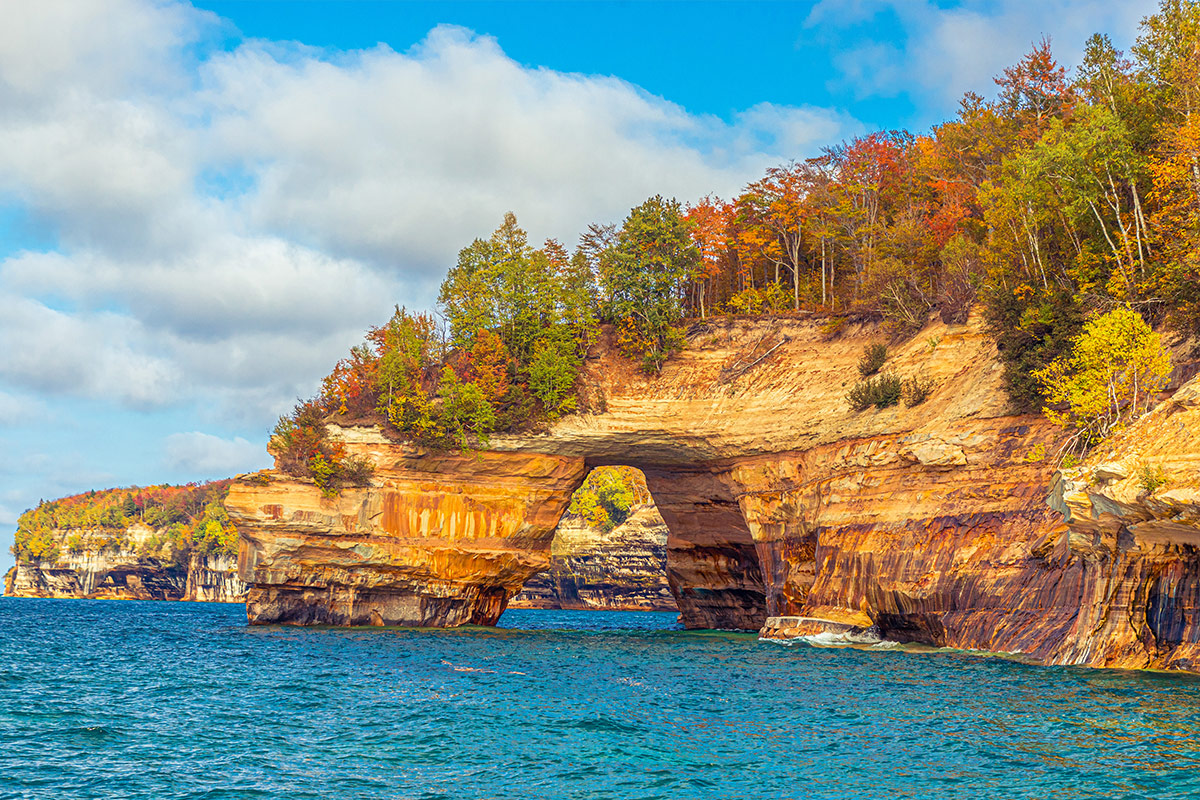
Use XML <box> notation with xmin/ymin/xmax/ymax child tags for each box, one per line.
<box><xmin>12</xmin><ymin>481</ymin><xmax>238</xmax><ymax>563</ymax></box>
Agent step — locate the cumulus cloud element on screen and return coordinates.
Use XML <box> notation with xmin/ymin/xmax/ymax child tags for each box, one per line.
<box><xmin>0</xmin><ymin>0</ymin><xmax>211</xmax><ymax>102</ymax></box>
<box><xmin>0</xmin><ymin>294</ymin><xmax>183</xmax><ymax>408</ymax></box>
<box><xmin>808</xmin><ymin>0</ymin><xmax>1157</xmax><ymax>110</ymax></box>
<box><xmin>164</xmin><ymin>431</ymin><xmax>270</xmax><ymax>475</ymax></box>
<box><xmin>204</xmin><ymin>25</ymin><xmax>841</xmax><ymax>271</ymax></box>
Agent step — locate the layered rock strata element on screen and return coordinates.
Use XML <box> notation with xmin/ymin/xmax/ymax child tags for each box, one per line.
<box><xmin>227</xmin><ymin>311</ymin><xmax>1200</xmax><ymax>670</ymax></box>
<box><xmin>3</xmin><ymin>524</ymin><xmax>244</xmax><ymax>603</ymax></box>
<box><xmin>510</xmin><ymin>504</ymin><xmax>676</xmax><ymax>612</ymax></box>
<box><xmin>229</xmin><ymin>449</ymin><xmax>584</xmax><ymax>626</ymax></box>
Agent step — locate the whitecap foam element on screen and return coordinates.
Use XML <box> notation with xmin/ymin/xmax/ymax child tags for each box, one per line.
<box><xmin>800</xmin><ymin>627</ymin><xmax>883</xmax><ymax>647</ymax></box>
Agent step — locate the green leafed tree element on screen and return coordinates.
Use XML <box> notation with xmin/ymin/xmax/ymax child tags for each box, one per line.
<box><xmin>436</xmin><ymin>364</ymin><xmax>496</xmax><ymax>450</ymax></box>
<box><xmin>602</xmin><ymin>195</ymin><xmax>698</xmax><ymax>373</ymax></box>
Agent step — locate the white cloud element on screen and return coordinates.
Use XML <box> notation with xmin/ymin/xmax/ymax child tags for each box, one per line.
<box><xmin>0</xmin><ymin>294</ymin><xmax>183</xmax><ymax>408</ymax></box>
<box><xmin>205</xmin><ymin>25</ymin><xmax>838</xmax><ymax>270</ymax></box>
<box><xmin>164</xmin><ymin>431</ymin><xmax>270</xmax><ymax>476</ymax></box>
<box><xmin>0</xmin><ymin>0</ymin><xmax>211</xmax><ymax>102</ymax></box>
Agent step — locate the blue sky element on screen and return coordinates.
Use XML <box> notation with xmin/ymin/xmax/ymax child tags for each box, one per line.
<box><xmin>0</xmin><ymin>0</ymin><xmax>1155</xmax><ymax>577</ymax></box>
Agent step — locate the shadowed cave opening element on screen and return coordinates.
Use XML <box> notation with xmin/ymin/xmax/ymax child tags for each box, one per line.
<box><xmin>508</xmin><ymin>463</ymin><xmax>770</xmax><ymax>631</ymax></box>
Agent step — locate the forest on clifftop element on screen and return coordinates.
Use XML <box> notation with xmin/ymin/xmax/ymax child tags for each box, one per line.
<box><xmin>271</xmin><ymin>0</ymin><xmax>1200</xmax><ymax>492</ymax></box>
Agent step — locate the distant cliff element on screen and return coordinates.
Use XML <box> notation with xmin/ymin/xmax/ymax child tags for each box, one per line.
<box><xmin>4</xmin><ymin>540</ymin><xmax>243</xmax><ymax>603</ymax></box>
<box><xmin>510</xmin><ymin>503</ymin><xmax>676</xmax><ymax>612</ymax></box>
<box><xmin>4</xmin><ymin>482</ymin><xmax>245</xmax><ymax>603</ymax></box>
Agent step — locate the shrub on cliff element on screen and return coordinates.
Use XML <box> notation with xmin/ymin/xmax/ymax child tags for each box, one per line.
<box><xmin>270</xmin><ymin>406</ymin><xmax>376</xmax><ymax>497</ymax></box>
<box><xmin>1137</xmin><ymin>461</ymin><xmax>1168</xmax><ymax>495</ymax></box>
<box><xmin>902</xmin><ymin>372</ymin><xmax>937</xmax><ymax>406</ymax></box>
<box><xmin>858</xmin><ymin>343</ymin><xmax>889</xmax><ymax>377</ymax></box>
<box><xmin>847</xmin><ymin>373</ymin><xmax>903</xmax><ymax>411</ymax></box>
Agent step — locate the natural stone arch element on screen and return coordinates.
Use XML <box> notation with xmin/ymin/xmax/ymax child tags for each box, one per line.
<box><xmin>227</xmin><ymin>435</ymin><xmax>774</xmax><ymax>630</ymax></box>
<box><xmin>225</xmin><ymin>313</ymin><xmax>1200</xmax><ymax>669</ymax></box>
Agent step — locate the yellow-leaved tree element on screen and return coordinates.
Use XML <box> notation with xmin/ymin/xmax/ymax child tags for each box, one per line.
<box><xmin>1034</xmin><ymin>305</ymin><xmax>1171</xmax><ymax>457</ymax></box>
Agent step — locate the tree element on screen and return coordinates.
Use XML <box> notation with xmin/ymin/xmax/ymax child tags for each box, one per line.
<box><xmin>1034</xmin><ymin>305</ymin><xmax>1172</xmax><ymax>455</ymax></box>
<box><xmin>684</xmin><ymin>195</ymin><xmax>731</xmax><ymax>318</ymax></box>
<box><xmin>526</xmin><ymin>334</ymin><xmax>579</xmax><ymax>417</ymax></box>
<box><xmin>602</xmin><ymin>195</ymin><xmax>698</xmax><ymax>373</ymax></box>
<box><xmin>461</xmin><ymin>329</ymin><xmax>511</xmax><ymax>405</ymax></box>
<box><xmin>734</xmin><ymin>164</ymin><xmax>808</xmax><ymax>310</ymax></box>
<box><xmin>996</xmin><ymin>37</ymin><xmax>1075</xmax><ymax>138</ymax></box>
<box><xmin>436</xmin><ymin>365</ymin><xmax>495</xmax><ymax>450</ymax></box>
<box><xmin>439</xmin><ymin>212</ymin><xmax>544</xmax><ymax>364</ymax></box>
<box><xmin>372</xmin><ymin>307</ymin><xmax>440</xmax><ymax>439</ymax></box>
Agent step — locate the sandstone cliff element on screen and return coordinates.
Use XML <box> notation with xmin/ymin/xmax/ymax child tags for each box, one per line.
<box><xmin>510</xmin><ymin>503</ymin><xmax>676</xmax><ymax>612</ymax></box>
<box><xmin>4</xmin><ymin>523</ymin><xmax>245</xmax><ymax>603</ymax></box>
<box><xmin>226</xmin><ymin>311</ymin><xmax>1200</xmax><ymax>671</ymax></box>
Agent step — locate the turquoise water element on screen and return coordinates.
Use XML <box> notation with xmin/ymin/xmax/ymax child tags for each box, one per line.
<box><xmin>2</xmin><ymin>599</ymin><xmax>1200</xmax><ymax>799</ymax></box>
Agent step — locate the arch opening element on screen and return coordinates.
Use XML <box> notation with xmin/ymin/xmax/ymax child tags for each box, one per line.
<box><xmin>508</xmin><ymin>462</ymin><xmax>769</xmax><ymax>631</ymax></box>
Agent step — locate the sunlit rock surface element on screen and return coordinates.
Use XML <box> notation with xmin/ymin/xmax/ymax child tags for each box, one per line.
<box><xmin>227</xmin><ymin>449</ymin><xmax>585</xmax><ymax>626</ymax></box>
<box><xmin>510</xmin><ymin>504</ymin><xmax>676</xmax><ymax>612</ymax></box>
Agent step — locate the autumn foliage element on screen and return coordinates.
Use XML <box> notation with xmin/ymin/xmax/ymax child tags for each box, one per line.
<box><xmin>13</xmin><ymin>481</ymin><xmax>238</xmax><ymax>563</ymax></box>
<box><xmin>566</xmin><ymin>467</ymin><xmax>652</xmax><ymax>532</ymax></box>
<box><xmin>277</xmin><ymin>2</ymin><xmax>1200</xmax><ymax>487</ymax></box>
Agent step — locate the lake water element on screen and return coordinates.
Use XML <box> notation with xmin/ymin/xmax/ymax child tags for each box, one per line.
<box><xmin>1</xmin><ymin>598</ymin><xmax>1199</xmax><ymax>799</ymax></box>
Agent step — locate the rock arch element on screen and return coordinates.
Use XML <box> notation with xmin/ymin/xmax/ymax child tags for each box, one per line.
<box><xmin>227</xmin><ymin>440</ymin><xmax>774</xmax><ymax>630</ymax></box>
<box><xmin>224</xmin><ymin>314</ymin><xmax>1032</xmax><ymax>632</ymax></box>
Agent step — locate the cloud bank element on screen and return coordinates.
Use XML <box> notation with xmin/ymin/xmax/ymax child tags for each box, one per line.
<box><xmin>0</xmin><ymin>1</ymin><xmax>861</xmax><ymax>429</ymax></box>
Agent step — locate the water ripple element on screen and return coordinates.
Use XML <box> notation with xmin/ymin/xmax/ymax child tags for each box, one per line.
<box><xmin>2</xmin><ymin>598</ymin><xmax>1200</xmax><ymax>799</ymax></box>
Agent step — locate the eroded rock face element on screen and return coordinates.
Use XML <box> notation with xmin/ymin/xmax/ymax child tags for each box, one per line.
<box><xmin>227</xmin><ymin>448</ymin><xmax>586</xmax><ymax>626</ymax></box>
<box><xmin>510</xmin><ymin>504</ymin><xmax>676</xmax><ymax>612</ymax></box>
<box><xmin>227</xmin><ymin>312</ymin><xmax>1200</xmax><ymax>668</ymax></box>
<box><xmin>1030</xmin><ymin>375</ymin><xmax>1200</xmax><ymax>670</ymax></box>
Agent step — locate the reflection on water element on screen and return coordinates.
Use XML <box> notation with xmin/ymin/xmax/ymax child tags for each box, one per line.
<box><xmin>1</xmin><ymin>599</ymin><xmax>1199</xmax><ymax>799</ymax></box>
